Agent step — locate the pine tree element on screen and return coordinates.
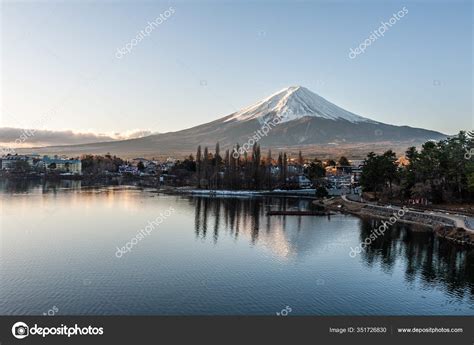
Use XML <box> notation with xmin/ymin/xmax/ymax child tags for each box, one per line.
<box><xmin>231</xmin><ymin>145</ymin><xmax>239</xmax><ymax>189</ymax></box>
<box><xmin>224</xmin><ymin>149</ymin><xmax>230</xmax><ymax>189</ymax></box>
<box><xmin>252</xmin><ymin>143</ymin><xmax>261</xmax><ymax>189</ymax></box>
<box><xmin>214</xmin><ymin>142</ymin><xmax>222</xmax><ymax>189</ymax></box>
<box><xmin>277</xmin><ymin>153</ymin><xmax>284</xmax><ymax>185</ymax></box>
<box><xmin>215</xmin><ymin>142</ymin><xmax>222</xmax><ymax>167</ymax></box>
<box><xmin>266</xmin><ymin>149</ymin><xmax>272</xmax><ymax>190</ymax></box>
<box><xmin>202</xmin><ymin>147</ymin><xmax>209</xmax><ymax>188</ymax></box>
<box><xmin>196</xmin><ymin>145</ymin><xmax>202</xmax><ymax>188</ymax></box>
<box><xmin>338</xmin><ymin>156</ymin><xmax>350</xmax><ymax>166</ymax></box>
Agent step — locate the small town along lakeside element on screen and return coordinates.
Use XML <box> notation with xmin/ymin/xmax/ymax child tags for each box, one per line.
<box><xmin>1</xmin><ymin>131</ymin><xmax>473</xmax><ymax>247</ymax></box>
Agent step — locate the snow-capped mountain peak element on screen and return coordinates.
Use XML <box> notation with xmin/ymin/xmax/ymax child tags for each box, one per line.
<box><xmin>225</xmin><ymin>85</ymin><xmax>376</xmax><ymax>124</ymax></box>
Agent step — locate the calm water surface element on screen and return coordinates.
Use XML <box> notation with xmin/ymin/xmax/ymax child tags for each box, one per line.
<box><xmin>1</xmin><ymin>180</ymin><xmax>473</xmax><ymax>315</ymax></box>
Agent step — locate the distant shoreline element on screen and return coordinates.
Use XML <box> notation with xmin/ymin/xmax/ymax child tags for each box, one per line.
<box><xmin>0</xmin><ymin>176</ymin><xmax>321</xmax><ymax>198</ymax></box>
<box><xmin>162</xmin><ymin>188</ymin><xmax>318</xmax><ymax>198</ymax></box>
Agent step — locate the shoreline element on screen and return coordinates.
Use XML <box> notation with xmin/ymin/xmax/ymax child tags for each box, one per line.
<box><xmin>161</xmin><ymin>187</ymin><xmax>318</xmax><ymax>198</ymax></box>
<box><xmin>325</xmin><ymin>196</ymin><xmax>474</xmax><ymax>247</ymax></box>
<box><xmin>2</xmin><ymin>178</ymin><xmax>473</xmax><ymax>246</ymax></box>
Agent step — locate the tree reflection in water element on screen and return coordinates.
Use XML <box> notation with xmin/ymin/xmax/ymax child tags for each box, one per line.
<box><xmin>358</xmin><ymin>218</ymin><xmax>474</xmax><ymax>301</ymax></box>
<box><xmin>191</xmin><ymin>196</ymin><xmax>474</xmax><ymax>303</ymax></box>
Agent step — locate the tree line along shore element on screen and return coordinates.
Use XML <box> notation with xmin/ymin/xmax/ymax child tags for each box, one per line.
<box><xmin>2</xmin><ymin>131</ymin><xmax>473</xmax><ymax>213</ymax></box>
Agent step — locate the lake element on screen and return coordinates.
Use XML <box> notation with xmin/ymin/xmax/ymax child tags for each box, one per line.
<box><xmin>1</xmin><ymin>181</ymin><xmax>473</xmax><ymax>315</ymax></box>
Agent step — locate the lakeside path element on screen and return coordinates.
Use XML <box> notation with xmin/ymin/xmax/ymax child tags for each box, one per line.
<box><xmin>340</xmin><ymin>194</ymin><xmax>474</xmax><ymax>234</ymax></box>
<box><xmin>161</xmin><ymin>187</ymin><xmax>474</xmax><ymax>234</ymax></box>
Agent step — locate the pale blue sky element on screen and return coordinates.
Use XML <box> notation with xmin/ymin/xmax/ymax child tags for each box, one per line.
<box><xmin>1</xmin><ymin>0</ymin><xmax>472</xmax><ymax>136</ymax></box>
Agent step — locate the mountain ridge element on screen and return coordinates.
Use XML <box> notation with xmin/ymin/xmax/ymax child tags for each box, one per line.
<box><xmin>225</xmin><ymin>86</ymin><xmax>377</xmax><ymax>124</ymax></box>
<box><xmin>11</xmin><ymin>86</ymin><xmax>447</xmax><ymax>157</ymax></box>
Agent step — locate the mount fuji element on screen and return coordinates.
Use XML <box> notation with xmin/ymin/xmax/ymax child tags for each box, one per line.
<box><xmin>225</xmin><ymin>86</ymin><xmax>376</xmax><ymax>124</ymax></box>
<box><xmin>17</xmin><ymin>86</ymin><xmax>446</xmax><ymax>157</ymax></box>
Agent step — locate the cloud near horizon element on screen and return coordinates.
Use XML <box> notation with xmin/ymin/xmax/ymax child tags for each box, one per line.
<box><xmin>0</xmin><ymin>127</ymin><xmax>155</xmax><ymax>148</ymax></box>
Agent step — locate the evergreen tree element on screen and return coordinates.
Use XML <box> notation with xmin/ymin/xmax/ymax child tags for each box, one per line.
<box><xmin>252</xmin><ymin>143</ymin><xmax>262</xmax><ymax>189</ymax></box>
<box><xmin>306</xmin><ymin>158</ymin><xmax>325</xmax><ymax>180</ymax></box>
<box><xmin>196</xmin><ymin>145</ymin><xmax>202</xmax><ymax>188</ymax></box>
<box><xmin>298</xmin><ymin>151</ymin><xmax>304</xmax><ymax>168</ymax></box>
<box><xmin>338</xmin><ymin>156</ymin><xmax>350</xmax><ymax>166</ymax></box>
<box><xmin>202</xmin><ymin>147</ymin><xmax>209</xmax><ymax>188</ymax></box>
<box><xmin>277</xmin><ymin>153</ymin><xmax>284</xmax><ymax>185</ymax></box>
<box><xmin>266</xmin><ymin>149</ymin><xmax>273</xmax><ymax>190</ymax></box>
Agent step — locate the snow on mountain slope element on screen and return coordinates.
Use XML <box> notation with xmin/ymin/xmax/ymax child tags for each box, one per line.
<box><xmin>224</xmin><ymin>86</ymin><xmax>377</xmax><ymax>124</ymax></box>
<box><xmin>13</xmin><ymin>85</ymin><xmax>447</xmax><ymax>157</ymax></box>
